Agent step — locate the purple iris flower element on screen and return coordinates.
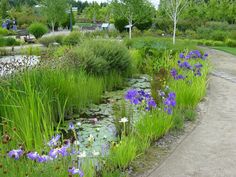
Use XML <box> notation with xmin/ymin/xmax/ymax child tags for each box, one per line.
<box><xmin>179</xmin><ymin>53</ymin><xmax>185</xmax><ymax>59</ymax></box>
<box><xmin>164</xmin><ymin>92</ymin><xmax>176</xmax><ymax>115</ymax></box>
<box><xmin>48</xmin><ymin>134</ymin><xmax>61</xmax><ymax>147</ymax></box>
<box><xmin>8</xmin><ymin>149</ymin><xmax>24</xmax><ymax>160</ymax></box>
<box><xmin>37</xmin><ymin>155</ymin><xmax>51</xmax><ymax>163</ymax></box>
<box><xmin>68</xmin><ymin>167</ymin><xmax>84</xmax><ymax>176</ymax></box>
<box><xmin>179</xmin><ymin>61</ymin><xmax>192</xmax><ymax>70</ymax></box>
<box><xmin>164</xmin><ymin>107</ymin><xmax>173</xmax><ymax>115</ymax></box>
<box><xmin>125</xmin><ymin>89</ymin><xmax>138</xmax><ymax>100</ymax></box>
<box><xmin>147</xmin><ymin>99</ymin><xmax>157</xmax><ymax>108</ymax></box>
<box><xmin>171</xmin><ymin>68</ymin><xmax>178</xmax><ymax>78</ymax></box>
<box><xmin>58</xmin><ymin>146</ymin><xmax>69</xmax><ymax>157</ymax></box>
<box><xmin>176</xmin><ymin>74</ymin><xmax>185</xmax><ymax>80</ymax></box>
<box><xmin>195</xmin><ymin>69</ymin><xmax>202</xmax><ymax>76</ymax></box>
<box><xmin>194</xmin><ymin>63</ymin><xmax>203</xmax><ymax>69</ymax></box>
<box><xmin>49</xmin><ymin>149</ymin><xmax>59</xmax><ymax>159</ymax></box>
<box><xmin>202</xmin><ymin>53</ymin><xmax>208</xmax><ymax>60</ymax></box>
<box><xmin>27</xmin><ymin>152</ymin><xmax>40</xmax><ymax>160</ymax></box>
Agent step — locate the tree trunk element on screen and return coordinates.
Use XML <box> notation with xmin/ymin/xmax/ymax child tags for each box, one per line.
<box><xmin>129</xmin><ymin>20</ymin><xmax>132</xmax><ymax>39</ymax></box>
<box><xmin>173</xmin><ymin>14</ymin><xmax>177</xmax><ymax>45</ymax></box>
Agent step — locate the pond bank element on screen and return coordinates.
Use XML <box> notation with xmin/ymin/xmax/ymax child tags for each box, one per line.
<box><xmin>145</xmin><ymin>49</ymin><xmax>236</xmax><ymax>177</ymax></box>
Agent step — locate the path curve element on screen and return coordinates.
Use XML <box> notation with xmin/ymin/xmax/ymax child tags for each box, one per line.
<box><xmin>148</xmin><ymin>48</ymin><xmax>236</xmax><ymax>177</ymax></box>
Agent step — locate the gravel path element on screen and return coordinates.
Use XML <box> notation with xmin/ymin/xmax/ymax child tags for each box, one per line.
<box><xmin>148</xmin><ymin>49</ymin><xmax>236</xmax><ymax>177</ymax></box>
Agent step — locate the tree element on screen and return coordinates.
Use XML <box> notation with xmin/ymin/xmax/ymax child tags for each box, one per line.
<box><xmin>82</xmin><ymin>2</ymin><xmax>100</xmax><ymax>23</ymax></box>
<box><xmin>112</xmin><ymin>0</ymin><xmax>154</xmax><ymax>39</ymax></box>
<box><xmin>0</xmin><ymin>0</ymin><xmax>9</xmax><ymax>19</ymax></box>
<box><xmin>42</xmin><ymin>0</ymin><xmax>68</xmax><ymax>32</ymax></box>
<box><xmin>160</xmin><ymin>0</ymin><xmax>188</xmax><ymax>44</ymax></box>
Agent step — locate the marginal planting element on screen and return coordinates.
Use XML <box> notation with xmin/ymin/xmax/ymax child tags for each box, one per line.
<box><xmin>0</xmin><ymin>36</ymin><xmax>210</xmax><ymax>177</ymax></box>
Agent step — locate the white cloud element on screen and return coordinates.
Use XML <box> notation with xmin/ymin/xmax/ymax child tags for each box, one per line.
<box><xmin>80</xmin><ymin>0</ymin><xmax>160</xmax><ymax>7</ymax></box>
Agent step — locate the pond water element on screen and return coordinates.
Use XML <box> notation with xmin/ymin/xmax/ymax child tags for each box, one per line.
<box><xmin>0</xmin><ymin>55</ymin><xmax>39</xmax><ymax>76</ymax></box>
<box><xmin>61</xmin><ymin>75</ymin><xmax>152</xmax><ymax>155</ymax></box>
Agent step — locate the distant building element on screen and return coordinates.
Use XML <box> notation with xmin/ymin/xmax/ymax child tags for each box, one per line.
<box><xmin>101</xmin><ymin>23</ymin><xmax>115</xmax><ymax>31</ymax></box>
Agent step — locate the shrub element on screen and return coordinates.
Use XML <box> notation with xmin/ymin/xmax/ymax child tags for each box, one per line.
<box><xmin>63</xmin><ymin>31</ymin><xmax>83</xmax><ymax>46</ymax></box>
<box><xmin>0</xmin><ymin>27</ymin><xmax>10</xmax><ymax>36</ymax></box>
<box><xmin>135</xmin><ymin>19</ymin><xmax>153</xmax><ymax>31</ymax></box>
<box><xmin>28</xmin><ymin>23</ymin><xmax>48</xmax><ymax>39</ymax></box>
<box><xmin>0</xmin><ymin>37</ymin><xmax>20</xmax><ymax>47</ymax></box>
<box><xmin>39</xmin><ymin>35</ymin><xmax>64</xmax><ymax>47</ymax></box>
<box><xmin>185</xmin><ymin>30</ymin><xmax>197</xmax><ymax>38</ymax></box>
<box><xmin>156</xmin><ymin>29</ymin><xmax>164</xmax><ymax>36</ymax></box>
<box><xmin>225</xmin><ymin>39</ymin><xmax>236</xmax><ymax>47</ymax></box>
<box><xmin>229</xmin><ymin>30</ymin><xmax>236</xmax><ymax>40</ymax></box>
<box><xmin>64</xmin><ymin>40</ymin><xmax>132</xmax><ymax>76</ymax></box>
<box><xmin>114</xmin><ymin>18</ymin><xmax>128</xmax><ymax>33</ymax></box>
<box><xmin>210</xmin><ymin>30</ymin><xmax>228</xmax><ymax>41</ymax></box>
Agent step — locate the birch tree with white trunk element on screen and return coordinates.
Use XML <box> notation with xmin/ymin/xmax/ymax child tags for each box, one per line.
<box><xmin>112</xmin><ymin>0</ymin><xmax>154</xmax><ymax>39</ymax></box>
<box><xmin>161</xmin><ymin>0</ymin><xmax>188</xmax><ymax>44</ymax></box>
<box><xmin>42</xmin><ymin>0</ymin><xmax>68</xmax><ymax>33</ymax></box>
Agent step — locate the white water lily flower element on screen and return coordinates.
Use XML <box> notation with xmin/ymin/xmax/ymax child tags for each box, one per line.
<box><xmin>119</xmin><ymin>117</ymin><xmax>128</xmax><ymax>123</ymax></box>
<box><xmin>88</xmin><ymin>134</ymin><xmax>94</xmax><ymax>143</ymax></box>
<box><xmin>92</xmin><ymin>150</ymin><xmax>100</xmax><ymax>156</ymax></box>
<box><xmin>78</xmin><ymin>151</ymin><xmax>86</xmax><ymax>158</ymax></box>
<box><xmin>74</xmin><ymin>140</ymin><xmax>80</xmax><ymax>145</ymax></box>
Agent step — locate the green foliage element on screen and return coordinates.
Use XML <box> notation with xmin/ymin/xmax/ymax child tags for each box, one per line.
<box><xmin>0</xmin><ymin>37</ymin><xmax>20</xmax><ymax>47</ymax></box>
<box><xmin>225</xmin><ymin>38</ymin><xmax>236</xmax><ymax>47</ymax></box>
<box><xmin>171</xmin><ymin>109</ymin><xmax>184</xmax><ymax>131</ymax></box>
<box><xmin>135</xmin><ymin>19</ymin><xmax>153</xmax><ymax>31</ymax></box>
<box><xmin>63</xmin><ymin>31</ymin><xmax>83</xmax><ymax>46</ymax></box>
<box><xmin>0</xmin><ymin>27</ymin><xmax>10</xmax><ymax>36</ymax></box>
<box><xmin>169</xmin><ymin>60</ymin><xmax>209</xmax><ymax>108</ymax></box>
<box><xmin>114</xmin><ymin>18</ymin><xmax>128</xmax><ymax>32</ymax></box>
<box><xmin>28</xmin><ymin>23</ymin><xmax>48</xmax><ymax>39</ymax></box>
<box><xmin>64</xmin><ymin>40</ymin><xmax>132</xmax><ymax>76</ymax></box>
<box><xmin>61</xmin><ymin>11</ymin><xmax>75</xmax><ymax>29</ymax></box>
<box><xmin>108</xmin><ymin>136</ymin><xmax>138</xmax><ymax>170</ymax></box>
<box><xmin>8</xmin><ymin>5</ymin><xmax>45</xmax><ymax>29</ymax></box>
<box><xmin>0</xmin><ymin>0</ymin><xmax>9</xmax><ymax>19</ymax></box>
<box><xmin>42</xmin><ymin>0</ymin><xmax>68</xmax><ymax>31</ymax></box>
<box><xmin>39</xmin><ymin>35</ymin><xmax>64</xmax><ymax>47</ymax></box>
<box><xmin>210</xmin><ymin>30</ymin><xmax>228</xmax><ymax>41</ymax></box>
<box><xmin>213</xmin><ymin>46</ymin><xmax>236</xmax><ymax>56</ymax></box>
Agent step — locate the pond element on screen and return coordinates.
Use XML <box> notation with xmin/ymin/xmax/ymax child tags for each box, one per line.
<box><xmin>0</xmin><ymin>55</ymin><xmax>40</xmax><ymax>76</ymax></box>
<box><xmin>60</xmin><ymin>74</ymin><xmax>152</xmax><ymax>155</ymax></box>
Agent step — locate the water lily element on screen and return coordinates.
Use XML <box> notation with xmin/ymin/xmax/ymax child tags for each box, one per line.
<box><xmin>92</xmin><ymin>150</ymin><xmax>100</xmax><ymax>156</ymax></box>
<box><xmin>119</xmin><ymin>117</ymin><xmax>128</xmax><ymax>123</ymax></box>
<box><xmin>88</xmin><ymin>134</ymin><xmax>94</xmax><ymax>143</ymax></box>
<box><xmin>74</xmin><ymin>140</ymin><xmax>80</xmax><ymax>145</ymax></box>
<box><xmin>78</xmin><ymin>151</ymin><xmax>86</xmax><ymax>158</ymax></box>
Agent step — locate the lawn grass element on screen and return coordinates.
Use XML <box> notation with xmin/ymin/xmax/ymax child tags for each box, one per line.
<box><xmin>213</xmin><ymin>46</ymin><xmax>236</xmax><ymax>56</ymax></box>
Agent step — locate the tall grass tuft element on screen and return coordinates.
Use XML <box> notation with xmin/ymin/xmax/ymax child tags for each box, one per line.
<box><xmin>0</xmin><ymin>67</ymin><xmax>124</xmax><ymax>149</ymax></box>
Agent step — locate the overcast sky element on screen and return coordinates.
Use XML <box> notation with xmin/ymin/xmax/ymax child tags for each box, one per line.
<box><xmin>80</xmin><ymin>0</ymin><xmax>160</xmax><ymax>8</ymax></box>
